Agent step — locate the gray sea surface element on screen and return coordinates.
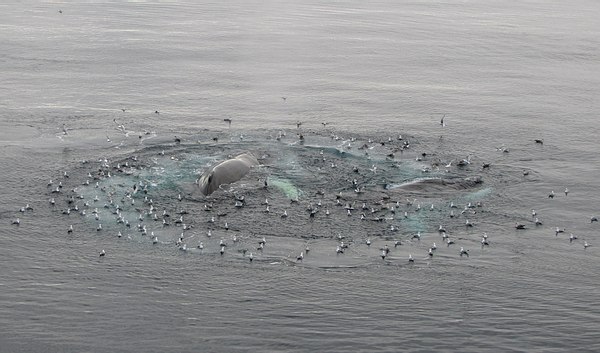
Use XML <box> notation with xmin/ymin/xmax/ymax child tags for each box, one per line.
<box><xmin>1</xmin><ymin>1</ymin><xmax>600</xmax><ymax>352</ymax></box>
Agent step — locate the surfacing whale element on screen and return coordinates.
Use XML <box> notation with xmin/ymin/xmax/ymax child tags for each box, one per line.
<box><xmin>385</xmin><ymin>176</ymin><xmax>483</xmax><ymax>195</ymax></box>
<box><xmin>197</xmin><ymin>152</ymin><xmax>259</xmax><ymax>195</ymax></box>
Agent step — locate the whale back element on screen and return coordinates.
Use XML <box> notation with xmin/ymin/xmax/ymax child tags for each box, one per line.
<box><xmin>198</xmin><ymin>153</ymin><xmax>259</xmax><ymax>195</ymax></box>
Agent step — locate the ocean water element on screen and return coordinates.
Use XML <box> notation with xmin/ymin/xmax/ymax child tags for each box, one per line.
<box><xmin>1</xmin><ymin>1</ymin><xmax>600</xmax><ymax>352</ymax></box>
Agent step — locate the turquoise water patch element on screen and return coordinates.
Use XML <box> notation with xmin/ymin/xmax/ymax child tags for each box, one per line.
<box><xmin>269</xmin><ymin>177</ymin><xmax>302</xmax><ymax>199</ymax></box>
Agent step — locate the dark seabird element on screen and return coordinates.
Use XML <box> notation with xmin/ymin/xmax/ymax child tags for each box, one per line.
<box><xmin>534</xmin><ymin>139</ymin><xmax>544</xmax><ymax>145</ymax></box>
<box><xmin>224</xmin><ymin>118</ymin><xmax>232</xmax><ymax>127</ymax></box>
<box><xmin>591</xmin><ymin>216</ymin><xmax>598</xmax><ymax>223</ymax></box>
<box><xmin>515</xmin><ymin>223</ymin><xmax>526</xmax><ymax>230</ymax></box>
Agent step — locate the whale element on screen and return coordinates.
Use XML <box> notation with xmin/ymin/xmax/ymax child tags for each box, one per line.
<box><xmin>385</xmin><ymin>176</ymin><xmax>483</xmax><ymax>195</ymax></box>
<box><xmin>197</xmin><ymin>152</ymin><xmax>259</xmax><ymax>195</ymax></box>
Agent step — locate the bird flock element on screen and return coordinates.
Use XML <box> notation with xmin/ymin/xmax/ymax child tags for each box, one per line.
<box><xmin>9</xmin><ymin>118</ymin><xmax>598</xmax><ymax>264</ymax></box>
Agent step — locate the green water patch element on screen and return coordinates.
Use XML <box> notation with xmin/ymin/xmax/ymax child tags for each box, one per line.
<box><xmin>269</xmin><ymin>177</ymin><xmax>302</xmax><ymax>199</ymax></box>
<box><xmin>461</xmin><ymin>187</ymin><xmax>493</xmax><ymax>202</ymax></box>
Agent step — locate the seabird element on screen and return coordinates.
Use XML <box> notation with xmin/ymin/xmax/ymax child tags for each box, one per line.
<box><xmin>67</xmin><ymin>225</ymin><xmax>73</xmax><ymax>233</ymax></box>
<box><xmin>197</xmin><ymin>242</ymin><xmax>204</xmax><ymax>250</ymax></box>
<box><xmin>532</xmin><ymin>210</ymin><xmax>537</xmax><ymax>218</ymax></box>
<box><xmin>428</xmin><ymin>248</ymin><xmax>434</xmax><ymax>257</ymax></box>
<box><xmin>535</xmin><ymin>217</ymin><xmax>543</xmax><ymax>226</ymax></box>
<box><xmin>297</xmin><ymin>252</ymin><xmax>304</xmax><ymax>262</ymax></box>
<box><xmin>569</xmin><ymin>234</ymin><xmax>578</xmax><ymax>243</ymax></box>
<box><xmin>99</xmin><ymin>249</ymin><xmax>105</xmax><ymax>257</ymax></box>
<box><xmin>446</xmin><ymin>239</ymin><xmax>455</xmax><ymax>246</ymax></box>
<box><xmin>249</xmin><ymin>252</ymin><xmax>254</xmax><ymax>262</ymax></box>
<box><xmin>431</xmin><ymin>242</ymin><xmax>437</xmax><ymax>251</ymax></box>
<box><xmin>408</xmin><ymin>254</ymin><xmax>414</xmax><ymax>263</ymax></box>
<box><xmin>394</xmin><ymin>240</ymin><xmax>402</xmax><ymax>247</ymax></box>
<box><xmin>555</xmin><ymin>227</ymin><xmax>565</xmax><ymax>236</ymax></box>
<box><xmin>220</xmin><ymin>246</ymin><xmax>225</xmax><ymax>255</ymax></box>
<box><xmin>460</xmin><ymin>247</ymin><xmax>469</xmax><ymax>257</ymax></box>
<box><xmin>381</xmin><ymin>249</ymin><xmax>386</xmax><ymax>260</ymax></box>
<box><xmin>97</xmin><ymin>223</ymin><xmax>102</xmax><ymax>231</ymax></box>
<box><xmin>438</xmin><ymin>225</ymin><xmax>446</xmax><ymax>233</ymax></box>
<box><xmin>564</xmin><ymin>187</ymin><xmax>569</xmax><ymax>196</ymax></box>
<box><xmin>548</xmin><ymin>191</ymin><xmax>555</xmax><ymax>198</ymax></box>
<box><xmin>412</xmin><ymin>232</ymin><xmax>421</xmax><ymax>241</ymax></box>
<box><xmin>584</xmin><ymin>241</ymin><xmax>590</xmax><ymax>249</ymax></box>
<box><xmin>336</xmin><ymin>245</ymin><xmax>344</xmax><ymax>254</ymax></box>
<box><xmin>465</xmin><ymin>219</ymin><xmax>474</xmax><ymax>227</ymax></box>
<box><xmin>152</xmin><ymin>236</ymin><xmax>158</xmax><ymax>244</ymax></box>
<box><xmin>366</xmin><ymin>238</ymin><xmax>371</xmax><ymax>246</ymax></box>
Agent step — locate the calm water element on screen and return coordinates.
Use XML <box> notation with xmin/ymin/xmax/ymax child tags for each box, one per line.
<box><xmin>1</xmin><ymin>1</ymin><xmax>600</xmax><ymax>352</ymax></box>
